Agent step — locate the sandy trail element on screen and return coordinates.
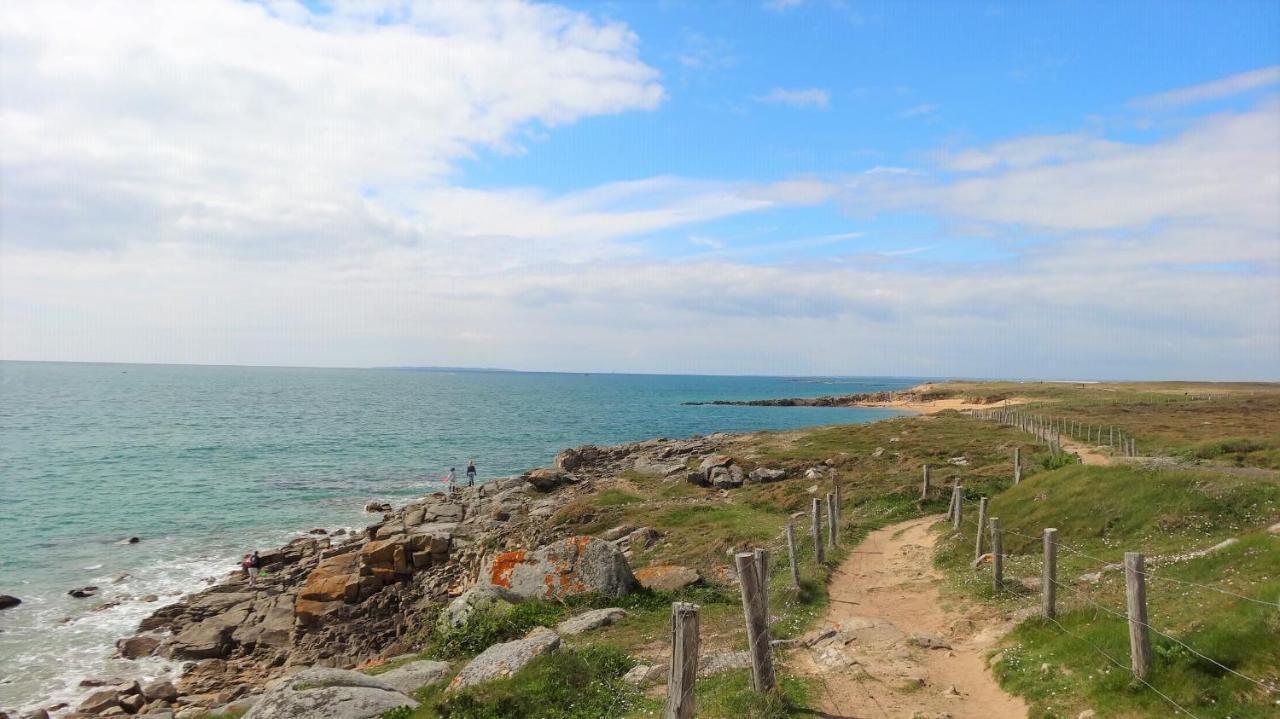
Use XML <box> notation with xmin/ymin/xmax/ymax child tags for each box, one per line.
<box><xmin>792</xmin><ymin>516</ymin><xmax>1027</xmax><ymax>719</ymax></box>
<box><xmin>1055</xmin><ymin>435</ymin><xmax>1112</xmax><ymax>466</ymax></box>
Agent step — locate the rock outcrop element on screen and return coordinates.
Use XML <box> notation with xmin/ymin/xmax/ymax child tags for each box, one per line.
<box><xmin>376</xmin><ymin>661</ymin><xmax>451</xmax><ymax>695</ymax></box>
<box><xmin>556</xmin><ymin>608</ymin><xmax>626</xmax><ymax>635</ymax></box>
<box><xmin>448</xmin><ymin>629</ymin><xmax>561</xmax><ymax>691</ymax></box>
<box><xmin>479</xmin><ymin>536</ymin><xmax>637</xmax><ymax>600</ymax></box>
<box><xmin>634</xmin><ymin>565</ymin><xmax>701</xmax><ymax>592</ymax></box>
<box><xmin>437</xmin><ymin>587</ymin><xmax>519</xmax><ymax>631</ymax></box>
<box><xmin>64</xmin><ymin>432</ymin><xmax>736</xmax><ymax>716</ymax></box>
<box><xmin>242</xmin><ymin>668</ymin><xmax>416</xmax><ymax>719</ymax></box>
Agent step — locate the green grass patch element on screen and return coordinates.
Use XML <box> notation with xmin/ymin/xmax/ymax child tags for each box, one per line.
<box><xmin>935</xmin><ymin>464</ymin><xmax>1280</xmax><ymax>718</ymax></box>
<box><xmin>428</xmin><ymin>602</ymin><xmax>568</xmax><ymax>660</ymax></box>
<box><xmin>596</xmin><ymin>488</ymin><xmax>644</xmax><ymax>507</ymax></box>
<box><xmin>411</xmin><ymin>645</ymin><xmax>643</xmax><ymax>719</ymax></box>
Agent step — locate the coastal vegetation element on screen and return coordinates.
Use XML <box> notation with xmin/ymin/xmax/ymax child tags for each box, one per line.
<box><xmin>36</xmin><ymin>380</ymin><xmax>1276</xmax><ymax>719</ymax></box>
<box><xmin>385</xmin><ymin>381</ymin><xmax>1277</xmax><ymax>719</ymax></box>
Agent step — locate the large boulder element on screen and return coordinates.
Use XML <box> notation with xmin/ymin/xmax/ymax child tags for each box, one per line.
<box><xmin>377</xmin><ymin>660</ymin><xmax>452</xmax><ymax>695</ymax></box>
<box><xmin>437</xmin><ymin>587</ymin><xmax>520</xmax><ymax>631</ymax></box>
<box><xmin>300</xmin><ymin>554</ymin><xmax>361</xmax><ymax>603</ymax></box>
<box><xmin>448</xmin><ymin>629</ymin><xmax>560</xmax><ymax>690</ymax></box>
<box><xmin>698</xmin><ymin>454</ymin><xmax>734</xmax><ymax>474</ymax></box>
<box><xmin>168</xmin><ymin>608</ymin><xmax>246</xmax><ymax>660</ymax></box>
<box><xmin>634</xmin><ymin>565</ymin><xmax>701</xmax><ymax>592</ymax></box>
<box><xmin>117</xmin><ymin>635</ymin><xmax>160</xmax><ymax>659</ymax></box>
<box><xmin>523</xmin><ymin>468</ymin><xmax>569</xmax><ymax>492</ymax></box>
<box><xmin>479</xmin><ymin>536</ymin><xmax>637</xmax><ymax>600</ymax></box>
<box><xmin>710</xmin><ymin>465</ymin><xmax>743</xmax><ymax>489</ymax></box>
<box><xmin>0</xmin><ymin>594</ymin><xmax>20</xmax><ymax>610</ymax></box>
<box><xmin>554</xmin><ymin>445</ymin><xmax>601</xmax><ymax>472</ymax></box>
<box><xmin>243</xmin><ymin>668</ymin><xmax>416</xmax><ymax>719</ymax></box>
<box><xmin>78</xmin><ymin>687</ymin><xmax>123</xmax><ymax>714</ymax></box>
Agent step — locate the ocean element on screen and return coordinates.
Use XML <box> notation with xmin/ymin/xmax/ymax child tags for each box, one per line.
<box><xmin>0</xmin><ymin>361</ymin><xmax>919</xmax><ymax>713</ymax></box>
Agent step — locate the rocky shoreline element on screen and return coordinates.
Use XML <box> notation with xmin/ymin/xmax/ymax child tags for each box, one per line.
<box><xmin>683</xmin><ymin>389</ymin><xmax>924</xmax><ymax>407</ymax></box>
<box><xmin>683</xmin><ymin>387</ymin><xmax>1008</xmax><ymax>408</ymax></box>
<box><xmin>9</xmin><ymin>433</ymin><xmax>753</xmax><ymax>719</ymax></box>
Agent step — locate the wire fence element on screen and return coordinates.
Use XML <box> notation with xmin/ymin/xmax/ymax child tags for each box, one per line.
<box><xmin>658</xmin><ymin>460</ymin><xmax>1276</xmax><ymax>719</ymax></box>
<box><xmin>942</xmin><ymin>492</ymin><xmax>1279</xmax><ymax>719</ymax></box>
<box><xmin>973</xmin><ymin>406</ymin><xmax>1141</xmax><ymax>458</ymax></box>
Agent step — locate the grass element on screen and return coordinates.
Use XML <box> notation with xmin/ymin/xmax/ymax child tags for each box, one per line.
<box><xmin>923</xmin><ymin>380</ymin><xmax>1280</xmax><ymax>468</ymax></box>
<box><xmin>396</xmin><ymin>644</ymin><xmax>644</xmax><ymax>719</ymax></box>
<box><xmin>621</xmin><ymin>668</ymin><xmax>817</xmax><ymax>719</ymax></box>
<box><xmin>386</xmin><ymin>389</ymin><xmax>1278</xmax><ymax>719</ymax></box>
<box><xmin>934</xmin><ymin>463</ymin><xmax>1280</xmax><ymax>718</ymax></box>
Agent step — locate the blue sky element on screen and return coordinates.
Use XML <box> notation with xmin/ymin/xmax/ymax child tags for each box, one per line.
<box><xmin>1</xmin><ymin>0</ymin><xmax>1278</xmax><ymax>378</ymax></box>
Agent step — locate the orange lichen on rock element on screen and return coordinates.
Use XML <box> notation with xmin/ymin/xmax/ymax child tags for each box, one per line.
<box><xmin>488</xmin><ymin>549</ymin><xmax>528</xmax><ymax>589</ymax></box>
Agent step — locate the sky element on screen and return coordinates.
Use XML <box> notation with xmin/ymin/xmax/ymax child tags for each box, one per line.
<box><xmin>1</xmin><ymin>0</ymin><xmax>1278</xmax><ymax>380</ymax></box>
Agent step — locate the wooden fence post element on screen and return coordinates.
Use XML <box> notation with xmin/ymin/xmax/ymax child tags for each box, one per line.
<box><xmin>811</xmin><ymin>498</ymin><xmax>825</xmax><ymax>564</ymax></box>
<box><xmin>921</xmin><ymin>464</ymin><xmax>931</xmax><ymax>500</ymax></box>
<box><xmin>952</xmin><ymin>484</ymin><xmax>964</xmax><ymax>530</ymax></box>
<box><xmin>734</xmin><ymin>552</ymin><xmax>776</xmax><ymax>692</ymax></box>
<box><xmin>1042</xmin><ymin>528</ymin><xmax>1057</xmax><ymax>619</ymax></box>
<box><xmin>826</xmin><ymin>493</ymin><xmax>838</xmax><ymax>549</ymax></box>
<box><xmin>990</xmin><ymin>517</ymin><xmax>1003</xmax><ymax>591</ymax></box>
<box><xmin>1013</xmin><ymin>447</ymin><xmax>1022</xmax><ymax>485</ymax></box>
<box><xmin>664</xmin><ymin>602</ymin><xmax>700</xmax><ymax>719</ymax></box>
<box><xmin>833</xmin><ymin>471</ymin><xmax>842</xmax><ymax>524</ymax></box>
<box><xmin>1124</xmin><ymin>552</ymin><xmax>1152</xmax><ymax>680</ymax></box>
<box><xmin>752</xmin><ymin>547</ymin><xmax>769</xmax><ymax>626</ymax></box>
<box><xmin>784</xmin><ymin>523</ymin><xmax>800</xmax><ymax>589</ymax></box>
<box><xmin>974</xmin><ymin>496</ymin><xmax>989</xmax><ymax>560</ymax></box>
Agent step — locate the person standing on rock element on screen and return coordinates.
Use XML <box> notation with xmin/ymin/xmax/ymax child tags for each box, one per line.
<box><xmin>447</xmin><ymin>467</ymin><xmax>457</xmax><ymax>495</ymax></box>
<box><xmin>466</xmin><ymin>460</ymin><xmax>477</xmax><ymax>487</ymax></box>
<box><xmin>244</xmin><ymin>551</ymin><xmax>261</xmax><ymax>588</ymax></box>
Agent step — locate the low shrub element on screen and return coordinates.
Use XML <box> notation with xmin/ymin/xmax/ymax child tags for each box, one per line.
<box><xmin>433</xmin><ymin>645</ymin><xmax>641</xmax><ymax>719</ymax></box>
<box><xmin>428</xmin><ymin>601</ymin><xmax>567</xmax><ymax>659</ymax></box>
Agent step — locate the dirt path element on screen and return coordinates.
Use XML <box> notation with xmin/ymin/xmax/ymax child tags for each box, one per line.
<box><xmin>792</xmin><ymin>516</ymin><xmax>1027</xmax><ymax>719</ymax></box>
<box><xmin>1056</xmin><ymin>435</ymin><xmax>1112</xmax><ymax>466</ymax></box>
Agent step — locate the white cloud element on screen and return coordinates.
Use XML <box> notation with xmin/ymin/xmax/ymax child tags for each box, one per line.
<box><xmin>1</xmin><ymin>20</ymin><xmax>1276</xmax><ymax>381</ymax></box>
<box><xmin>0</xmin><ymin>0</ymin><xmax>663</xmax><ymax>255</ymax></box>
<box><xmin>763</xmin><ymin>0</ymin><xmax>805</xmax><ymax>11</ymax></box>
<box><xmin>753</xmin><ymin>87</ymin><xmax>830</xmax><ymax>109</ymax></box>
<box><xmin>897</xmin><ymin>103</ymin><xmax>938</xmax><ymax>118</ymax></box>
<box><xmin>854</xmin><ymin>99</ymin><xmax>1280</xmax><ymax>235</ymax></box>
<box><xmin>1131</xmin><ymin>65</ymin><xmax>1280</xmax><ymax>110</ymax></box>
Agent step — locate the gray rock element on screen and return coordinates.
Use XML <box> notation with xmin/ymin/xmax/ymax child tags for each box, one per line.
<box><xmin>478</xmin><ymin>536</ymin><xmax>636</xmax><ymax>600</ymax></box>
<box><xmin>117</xmin><ymin>635</ymin><xmax>160</xmax><ymax>659</ymax></box>
<box><xmin>626</xmin><ymin>527</ymin><xmax>658</xmax><ymax>550</ymax></box>
<box><xmin>142</xmin><ymin>678</ymin><xmax>179</xmax><ymax>702</ymax></box>
<box><xmin>77</xmin><ymin>688</ymin><xmax>122</xmax><ymax>714</ymax></box>
<box><xmin>438</xmin><ymin>587</ymin><xmax>520</xmax><ymax>631</ymax></box>
<box><xmin>556</xmin><ymin>608</ymin><xmax>627</xmax><ymax>635</ymax></box>
<box><xmin>634</xmin><ymin>565</ymin><xmax>701</xmax><ymax>592</ymax></box>
<box><xmin>243</xmin><ymin>668</ymin><xmax>416</xmax><ymax>719</ymax></box>
<box><xmin>210</xmin><ymin>695</ymin><xmax>261</xmax><ymax>716</ymax></box>
<box><xmin>747</xmin><ymin>467</ymin><xmax>786</xmax><ymax>483</ymax></box>
<box><xmin>709</xmin><ymin>466</ymin><xmax>742</xmax><ymax>489</ymax></box>
<box><xmin>601</xmin><ymin>525</ymin><xmax>635</xmax><ymax>541</ymax></box>
<box><xmin>621</xmin><ymin>663</ymin><xmax>666</xmax><ymax>686</ymax></box>
<box><xmin>909</xmin><ymin>633</ymin><xmax>952</xmax><ymax>650</ymax></box>
<box><xmin>378</xmin><ymin>660</ymin><xmax>452</xmax><ymax>695</ymax></box>
<box><xmin>448</xmin><ymin>630</ymin><xmax>560</xmax><ymax>690</ymax></box>
<box><xmin>698</xmin><ymin>651</ymin><xmax>752</xmax><ymax>677</ymax></box>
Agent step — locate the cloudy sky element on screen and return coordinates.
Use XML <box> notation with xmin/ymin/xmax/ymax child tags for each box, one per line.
<box><xmin>2</xmin><ymin>0</ymin><xmax>1277</xmax><ymax>379</ymax></box>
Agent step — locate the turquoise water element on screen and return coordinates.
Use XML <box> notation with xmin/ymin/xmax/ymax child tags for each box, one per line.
<box><xmin>0</xmin><ymin>361</ymin><xmax>918</xmax><ymax>713</ymax></box>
